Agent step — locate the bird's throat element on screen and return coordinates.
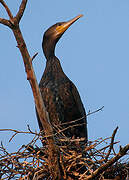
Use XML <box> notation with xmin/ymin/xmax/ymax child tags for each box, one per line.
<box><xmin>43</xmin><ymin>56</ymin><xmax>65</xmax><ymax>82</ymax></box>
<box><xmin>42</xmin><ymin>37</ymin><xmax>57</xmax><ymax>60</ymax></box>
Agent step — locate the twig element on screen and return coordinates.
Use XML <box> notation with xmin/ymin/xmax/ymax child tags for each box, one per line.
<box><xmin>86</xmin><ymin>144</ymin><xmax>129</xmax><ymax>180</ymax></box>
<box><xmin>0</xmin><ymin>128</ymin><xmax>39</xmax><ymax>143</ymax></box>
<box><xmin>87</xmin><ymin>106</ymin><xmax>104</xmax><ymax>116</ymax></box>
<box><xmin>55</xmin><ymin>106</ymin><xmax>104</xmax><ymax>127</ymax></box>
<box><xmin>27</xmin><ymin>125</ymin><xmax>37</xmax><ymax>134</ymax></box>
<box><xmin>0</xmin><ymin>141</ymin><xmax>9</xmax><ymax>155</ymax></box>
<box><xmin>0</xmin><ymin>128</ymin><xmax>38</xmax><ymax>135</ymax></box>
<box><xmin>0</xmin><ymin>18</ymin><xmax>11</xmax><ymax>27</ymax></box>
<box><xmin>105</xmin><ymin>126</ymin><xmax>119</xmax><ymax>161</ymax></box>
<box><xmin>15</xmin><ymin>0</ymin><xmax>28</xmax><ymax>23</ymax></box>
<box><xmin>31</xmin><ymin>52</ymin><xmax>38</xmax><ymax>62</ymax></box>
<box><xmin>99</xmin><ymin>141</ymin><xmax>119</xmax><ymax>151</ymax></box>
<box><xmin>0</xmin><ymin>131</ymin><xmax>128</xmax><ymax>179</ymax></box>
<box><xmin>0</xmin><ymin>0</ymin><xmax>13</xmax><ymax>19</ymax></box>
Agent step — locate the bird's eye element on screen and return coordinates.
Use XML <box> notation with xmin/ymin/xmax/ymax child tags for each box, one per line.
<box><xmin>57</xmin><ymin>23</ymin><xmax>62</xmax><ymax>26</ymax></box>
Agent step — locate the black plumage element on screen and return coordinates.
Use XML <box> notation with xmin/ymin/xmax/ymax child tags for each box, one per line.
<box><xmin>37</xmin><ymin>15</ymin><xmax>88</xmax><ymax>142</ymax></box>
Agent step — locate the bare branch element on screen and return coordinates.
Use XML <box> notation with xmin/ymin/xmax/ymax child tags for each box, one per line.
<box><xmin>31</xmin><ymin>52</ymin><xmax>38</xmax><ymax>62</ymax></box>
<box><xmin>15</xmin><ymin>0</ymin><xmax>28</xmax><ymax>23</ymax></box>
<box><xmin>0</xmin><ymin>128</ymin><xmax>39</xmax><ymax>143</ymax></box>
<box><xmin>54</xmin><ymin>106</ymin><xmax>104</xmax><ymax>128</ymax></box>
<box><xmin>87</xmin><ymin>106</ymin><xmax>104</xmax><ymax>116</ymax></box>
<box><xmin>99</xmin><ymin>141</ymin><xmax>119</xmax><ymax>151</ymax></box>
<box><xmin>105</xmin><ymin>126</ymin><xmax>119</xmax><ymax>161</ymax></box>
<box><xmin>0</xmin><ymin>130</ymin><xmax>128</xmax><ymax>179</ymax></box>
<box><xmin>0</xmin><ymin>0</ymin><xmax>13</xmax><ymax>19</ymax></box>
<box><xmin>0</xmin><ymin>128</ymin><xmax>37</xmax><ymax>135</ymax></box>
<box><xmin>0</xmin><ymin>18</ymin><xmax>11</xmax><ymax>27</ymax></box>
<box><xmin>86</xmin><ymin>144</ymin><xmax>129</xmax><ymax>180</ymax></box>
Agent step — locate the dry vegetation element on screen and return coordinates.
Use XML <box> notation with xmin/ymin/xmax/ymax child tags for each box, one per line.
<box><xmin>0</xmin><ymin>125</ymin><xmax>129</xmax><ymax>179</ymax></box>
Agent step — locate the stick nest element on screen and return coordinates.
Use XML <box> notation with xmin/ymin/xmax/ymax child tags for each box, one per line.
<box><xmin>0</xmin><ymin>126</ymin><xmax>129</xmax><ymax>180</ymax></box>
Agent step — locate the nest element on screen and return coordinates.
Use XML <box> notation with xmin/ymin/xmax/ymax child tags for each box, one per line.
<box><xmin>0</xmin><ymin>126</ymin><xmax>129</xmax><ymax>180</ymax></box>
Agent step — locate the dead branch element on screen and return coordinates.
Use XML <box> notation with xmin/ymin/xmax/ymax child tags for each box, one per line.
<box><xmin>87</xmin><ymin>106</ymin><xmax>104</xmax><ymax>116</ymax></box>
<box><xmin>0</xmin><ymin>0</ymin><xmax>61</xmax><ymax>178</ymax></box>
<box><xmin>15</xmin><ymin>0</ymin><xmax>27</xmax><ymax>23</ymax></box>
<box><xmin>105</xmin><ymin>126</ymin><xmax>119</xmax><ymax>161</ymax></box>
<box><xmin>30</xmin><ymin>52</ymin><xmax>38</xmax><ymax>63</ymax></box>
<box><xmin>0</xmin><ymin>128</ymin><xmax>37</xmax><ymax>135</ymax></box>
<box><xmin>54</xmin><ymin>106</ymin><xmax>104</xmax><ymax>128</ymax></box>
<box><xmin>0</xmin><ymin>0</ymin><xmax>13</xmax><ymax>19</ymax></box>
<box><xmin>86</xmin><ymin>144</ymin><xmax>129</xmax><ymax>180</ymax></box>
<box><xmin>0</xmin><ymin>128</ymin><xmax>129</xmax><ymax>179</ymax></box>
<box><xmin>0</xmin><ymin>17</ymin><xmax>11</xmax><ymax>27</ymax></box>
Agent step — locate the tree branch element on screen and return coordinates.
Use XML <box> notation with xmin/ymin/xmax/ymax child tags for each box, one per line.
<box><xmin>0</xmin><ymin>18</ymin><xmax>11</xmax><ymax>27</ymax></box>
<box><xmin>105</xmin><ymin>126</ymin><xmax>118</xmax><ymax>161</ymax></box>
<box><xmin>87</xmin><ymin>106</ymin><xmax>104</xmax><ymax>116</ymax></box>
<box><xmin>0</xmin><ymin>0</ymin><xmax>13</xmax><ymax>19</ymax></box>
<box><xmin>29</xmin><ymin>52</ymin><xmax>38</xmax><ymax>64</ymax></box>
<box><xmin>0</xmin><ymin>1</ymin><xmax>61</xmax><ymax>178</ymax></box>
<box><xmin>15</xmin><ymin>0</ymin><xmax>27</xmax><ymax>23</ymax></box>
<box><xmin>86</xmin><ymin>144</ymin><xmax>129</xmax><ymax>180</ymax></box>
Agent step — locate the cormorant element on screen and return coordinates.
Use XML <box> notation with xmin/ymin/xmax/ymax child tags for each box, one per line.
<box><xmin>37</xmin><ymin>15</ymin><xmax>88</xmax><ymax>142</ymax></box>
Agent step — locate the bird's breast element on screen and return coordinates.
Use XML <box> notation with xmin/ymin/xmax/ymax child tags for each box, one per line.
<box><xmin>39</xmin><ymin>79</ymin><xmax>80</xmax><ymax>124</ymax></box>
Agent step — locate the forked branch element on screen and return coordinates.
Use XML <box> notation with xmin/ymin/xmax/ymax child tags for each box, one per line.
<box><xmin>0</xmin><ymin>0</ymin><xmax>13</xmax><ymax>19</ymax></box>
<box><xmin>0</xmin><ymin>17</ymin><xmax>11</xmax><ymax>27</ymax></box>
<box><xmin>0</xmin><ymin>0</ymin><xmax>61</xmax><ymax>179</ymax></box>
<box><xmin>15</xmin><ymin>0</ymin><xmax>27</xmax><ymax>23</ymax></box>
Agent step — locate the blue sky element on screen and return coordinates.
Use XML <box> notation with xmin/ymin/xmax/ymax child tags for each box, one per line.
<box><xmin>0</xmin><ymin>0</ymin><xmax>129</xmax><ymax>152</ymax></box>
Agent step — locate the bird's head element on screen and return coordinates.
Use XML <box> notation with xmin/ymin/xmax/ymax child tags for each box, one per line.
<box><xmin>42</xmin><ymin>14</ymin><xmax>83</xmax><ymax>60</ymax></box>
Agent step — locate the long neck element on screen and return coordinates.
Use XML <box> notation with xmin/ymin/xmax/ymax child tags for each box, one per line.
<box><xmin>42</xmin><ymin>37</ymin><xmax>66</xmax><ymax>81</ymax></box>
<box><xmin>44</xmin><ymin>56</ymin><xmax>65</xmax><ymax>78</ymax></box>
<box><xmin>42</xmin><ymin>36</ymin><xmax>57</xmax><ymax>60</ymax></box>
